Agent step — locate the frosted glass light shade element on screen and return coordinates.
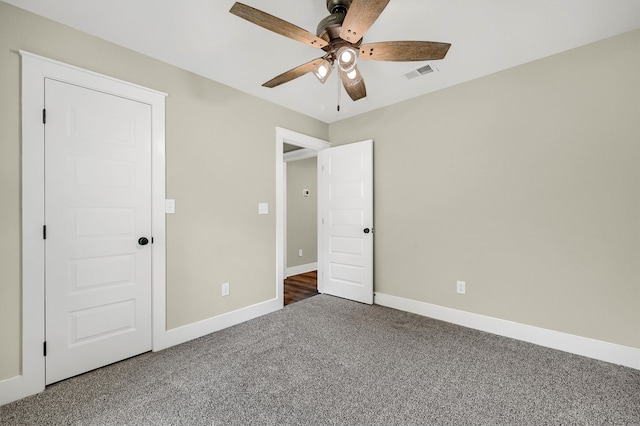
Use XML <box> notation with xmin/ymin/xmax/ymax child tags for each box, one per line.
<box><xmin>337</xmin><ymin>46</ymin><xmax>357</xmax><ymax>72</ymax></box>
<box><xmin>313</xmin><ymin>58</ymin><xmax>333</xmax><ymax>84</ymax></box>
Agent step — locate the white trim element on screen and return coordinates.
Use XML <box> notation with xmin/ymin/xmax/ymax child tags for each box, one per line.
<box><xmin>277</xmin><ymin>127</ymin><xmax>330</xmax><ymax>151</ymax></box>
<box><xmin>3</xmin><ymin>51</ymin><xmax>167</xmax><ymax>406</ymax></box>
<box><xmin>19</xmin><ymin>51</ymin><xmax>168</xmax><ymax>97</ymax></box>
<box><xmin>153</xmin><ymin>299</ymin><xmax>282</xmax><ymax>350</ymax></box>
<box><xmin>275</xmin><ymin>128</ymin><xmax>330</xmax><ymax>309</ymax></box>
<box><xmin>374</xmin><ymin>292</ymin><xmax>640</xmax><ymax>370</ymax></box>
<box><xmin>286</xmin><ymin>262</ymin><xmax>318</xmax><ymax>278</ymax></box>
<box><xmin>283</xmin><ymin>161</ymin><xmax>288</xmax><ymax>287</ymax></box>
<box><xmin>0</xmin><ymin>375</ymin><xmax>32</xmax><ymax>407</ymax></box>
<box><xmin>283</xmin><ymin>148</ymin><xmax>318</xmax><ymax>162</ymax></box>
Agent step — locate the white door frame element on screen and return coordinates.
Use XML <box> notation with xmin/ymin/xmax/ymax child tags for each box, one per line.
<box><xmin>275</xmin><ymin>128</ymin><xmax>330</xmax><ymax>307</ymax></box>
<box><xmin>12</xmin><ymin>51</ymin><xmax>167</xmax><ymax>403</ymax></box>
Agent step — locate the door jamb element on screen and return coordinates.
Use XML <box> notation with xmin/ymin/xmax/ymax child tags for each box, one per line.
<box><xmin>13</xmin><ymin>51</ymin><xmax>166</xmax><ymax>404</ymax></box>
<box><xmin>275</xmin><ymin>128</ymin><xmax>330</xmax><ymax>308</ymax></box>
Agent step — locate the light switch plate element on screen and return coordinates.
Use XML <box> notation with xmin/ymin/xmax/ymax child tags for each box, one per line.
<box><xmin>258</xmin><ymin>203</ymin><xmax>269</xmax><ymax>215</ymax></box>
<box><xmin>165</xmin><ymin>199</ymin><xmax>176</xmax><ymax>214</ymax></box>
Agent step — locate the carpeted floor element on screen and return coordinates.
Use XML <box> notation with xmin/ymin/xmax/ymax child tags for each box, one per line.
<box><xmin>1</xmin><ymin>294</ymin><xmax>639</xmax><ymax>425</ymax></box>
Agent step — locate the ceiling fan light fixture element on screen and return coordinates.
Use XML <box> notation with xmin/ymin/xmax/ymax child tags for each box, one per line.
<box><xmin>342</xmin><ymin>67</ymin><xmax>363</xmax><ymax>87</ymax></box>
<box><xmin>337</xmin><ymin>46</ymin><xmax>358</xmax><ymax>72</ymax></box>
<box><xmin>229</xmin><ymin>1</ymin><xmax>451</xmax><ymax>104</ymax></box>
<box><xmin>313</xmin><ymin>58</ymin><xmax>334</xmax><ymax>84</ymax></box>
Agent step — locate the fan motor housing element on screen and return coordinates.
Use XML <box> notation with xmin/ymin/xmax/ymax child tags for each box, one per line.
<box><xmin>326</xmin><ymin>0</ymin><xmax>352</xmax><ymax>14</ymax></box>
<box><xmin>318</xmin><ymin>0</ymin><xmax>354</xmax><ymax>43</ymax></box>
<box><xmin>316</xmin><ymin>12</ymin><xmax>345</xmax><ymax>41</ymax></box>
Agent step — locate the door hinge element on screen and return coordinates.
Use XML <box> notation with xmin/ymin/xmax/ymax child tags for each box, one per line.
<box><xmin>43</xmin><ymin>225</ymin><xmax>47</xmax><ymax>239</ymax></box>
<box><xmin>43</xmin><ymin>341</ymin><xmax>47</xmax><ymax>357</ymax></box>
<box><xmin>42</xmin><ymin>108</ymin><xmax>46</xmax><ymax>124</ymax></box>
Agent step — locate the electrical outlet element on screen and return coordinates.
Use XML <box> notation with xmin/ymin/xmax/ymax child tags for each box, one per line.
<box><xmin>298</xmin><ymin>249</ymin><xmax>303</xmax><ymax>257</ymax></box>
<box><xmin>221</xmin><ymin>282</ymin><xmax>230</xmax><ymax>297</ymax></box>
<box><xmin>456</xmin><ymin>281</ymin><xmax>466</xmax><ymax>294</ymax></box>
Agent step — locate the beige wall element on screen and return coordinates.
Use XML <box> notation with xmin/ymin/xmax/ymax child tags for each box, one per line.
<box><xmin>286</xmin><ymin>158</ymin><xmax>318</xmax><ymax>268</ymax></box>
<box><xmin>329</xmin><ymin>29</ymin><xmax>640</xmax><ymax>349</ymax></box>
<box><xmin>0</xmin><ymin>2</ymin><xmax>328</xmax><ymax>380</ymax></box>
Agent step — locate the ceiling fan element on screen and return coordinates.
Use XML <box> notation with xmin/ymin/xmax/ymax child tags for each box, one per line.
<box><xmin>229</xmin><ymin>0</ymin><xmax>451</xmax><ymax>104</ymax></box>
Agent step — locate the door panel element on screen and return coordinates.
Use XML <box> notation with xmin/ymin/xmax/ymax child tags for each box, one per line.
<box><xmin>45</xmin><ymin>79</ymin><xmax>152</xmax><ymax>384</ymax></box>
<box><xmin>318</xmin><ymin>140</ymin><xmax>373</xmax><ymax>304</ymax></box>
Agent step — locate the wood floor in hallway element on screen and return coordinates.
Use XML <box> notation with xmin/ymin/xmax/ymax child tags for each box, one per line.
<box><xmin>284</xmin><ymin>270</ymin><xmax>318</xmax><ymax>306</ymax></box>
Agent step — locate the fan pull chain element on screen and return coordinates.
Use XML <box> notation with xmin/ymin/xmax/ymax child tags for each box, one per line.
<box><xmin>337</xmin><ymin>73</ymin><xmax>341</xmax><ymax>112</ymax></box>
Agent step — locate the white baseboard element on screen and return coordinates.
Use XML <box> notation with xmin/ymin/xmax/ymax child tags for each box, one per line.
<box><xmin>374</xmin><ymin>292</ymin><xmax>640</xmax><ymax>370</ymax></box>
<box><xmin>286</xmin><ymin>262</ymin><xmax>317</xmax><ymax>278</ymax></box>
<box><xmin>0</xmin><ymin>374</ymin><xmax>41</xmax><ymax>407</ymax></box>
<box><xmin>153</xmin><ymin>297</ymin><xmax>282</xmax><ymax>351</ymax></box>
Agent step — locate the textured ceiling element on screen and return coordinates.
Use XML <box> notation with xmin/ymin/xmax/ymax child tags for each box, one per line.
<box><xmin>4</xmin><ymin>0</ymin><xmax>640</xmax><ymax>123</ymax></box>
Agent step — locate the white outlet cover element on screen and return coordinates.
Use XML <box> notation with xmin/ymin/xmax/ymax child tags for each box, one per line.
<box><xmin>456</xmin><ymin>281</ymin><xmax>466</xmax><ymax>294</ymax></box>
<box><xmin>258</xmin><ymin>203</ymin><xmax>269</xmax><ymax>215</ymax></box>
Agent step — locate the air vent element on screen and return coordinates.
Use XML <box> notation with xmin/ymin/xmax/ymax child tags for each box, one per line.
<box><xmin>403</xmin><ymin>64</ymin><xmax>438</xmax><ymax>80</ymax></box>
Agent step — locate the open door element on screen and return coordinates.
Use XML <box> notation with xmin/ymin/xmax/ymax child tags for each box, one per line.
<box><xmin>318</xmin><ymin>140</ymin><xmax>373</xmax><ymax>304</ymax></box>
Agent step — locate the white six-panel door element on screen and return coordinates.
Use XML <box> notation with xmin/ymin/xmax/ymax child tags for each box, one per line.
<box><xmin>318</xmin><ymin>140</ymin><xmax>374</xmax><ymax>304</ymax></box>
<box><xmin>44</xmin><ymin>78</ymin><xmax>152</xmax><ymax>384</ymax></box>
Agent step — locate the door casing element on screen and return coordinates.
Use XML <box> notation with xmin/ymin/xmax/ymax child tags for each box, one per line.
<box><xmin>18</xmin><ymin>51</ymin><xmax>166</xmax><ymax>400</ymax></box>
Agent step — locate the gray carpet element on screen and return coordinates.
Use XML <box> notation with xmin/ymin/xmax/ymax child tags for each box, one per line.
<box><xmin>1</xmin><ymin>294</ymin><xmax>639</xmax><ymax>425</ymax></box>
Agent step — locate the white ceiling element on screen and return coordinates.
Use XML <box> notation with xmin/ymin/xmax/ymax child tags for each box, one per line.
<box><xmin>4</xmin><ymin>0</ymin><xmax>640</xmax><ymax>123</ymax></box>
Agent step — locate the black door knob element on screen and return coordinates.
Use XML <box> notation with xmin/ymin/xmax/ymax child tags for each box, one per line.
<box><xmin>138</xmin><ymin>237</ymin><xmax>149</xmax><ymax>246</ymax></box>
<box><xmin>363</xmin><ymin>228</ymin><xmax>370</xmax><ymax>234</ymax></box>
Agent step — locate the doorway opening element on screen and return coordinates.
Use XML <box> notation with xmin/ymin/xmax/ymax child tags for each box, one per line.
<box><xmin>284</xmin><ymin>144</ymin><xmax>319</xmax><ymax>306</ymax></box>
<box><xmin>275</xmin><ymin>128</ymin><xmax>330</xmax><ymax>308</ymax></box>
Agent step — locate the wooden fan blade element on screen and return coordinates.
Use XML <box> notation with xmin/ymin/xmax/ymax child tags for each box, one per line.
<box><xmin>339</xmin><ymin>0</ymin><xmax>390</xmax><ymax>44</ymax></box>
<box><xmin>262</xmin><ymin>58</ymin><xmax>326</xmax><ymax>88</ymax></box>
<box><xmin>230</xmin><ymin>2</ymin><xmax>328</xmax><ymax>49</ymax></box>
<box><xmin>339</xmin><ymin>66</ymin><xmax>367</xmax><ymax>101</ymax></box>
<box><xmin>359</xmin><ymin>41</ymin><xmax>451</xmax><ymax>61</ymax></box>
